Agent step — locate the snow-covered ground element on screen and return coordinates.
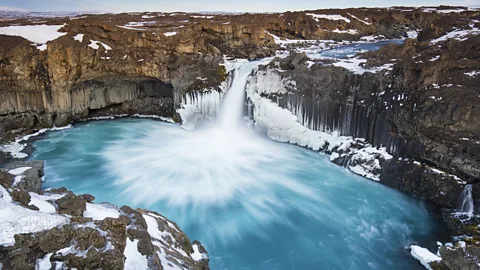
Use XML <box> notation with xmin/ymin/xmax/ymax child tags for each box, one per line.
<box><xmin>410</xmin><ymin>245</ymin><xmax>442</xmax><ymax>270</ymax></box>
<box><xmin>0</xmin><ymin>24</ymin><xmax>67</xmax><ymax>51</ymax></box>
<box><xmin>124</xmin><ymin>238</ymin><xmax>149</xmax><ymax>270</ymax></box>
<box><xmin>84</xmin><ymin>203</ymin><xmax>120</xmax><ymax>220</ymax></box>
<box><xmin>431</xmin><ymin>22</ymin><xmax>480</xmax><ymax>43</ymax></box>
<box><xmin>0</xmin><ymin>185</ymin><xmax>69</xmax><ymax>246</ymax></box>
<box><xmin>306</xmin><ymin>13</ymin><xmax>351</xmax><ymax>23</ymax></box>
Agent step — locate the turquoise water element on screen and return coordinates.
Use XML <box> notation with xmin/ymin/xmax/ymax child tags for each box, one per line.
<box><xmin>31</xmin><ymin>118</ymin><xmax>444</xmax><ymax>270</ymax></box>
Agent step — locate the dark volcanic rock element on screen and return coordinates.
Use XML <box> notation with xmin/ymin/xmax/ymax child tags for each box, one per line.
<box><xmin>10</xmin><ymin>189</ymin><xmax>31</xmax><ymax>207</ymax></box>
<box><xmin>380</xmin><ymin>160</ymin><xmax>463</xmax><ymax>208</ymax></box>
<box><xmin>56</xmin><ymin>193</ymin><xmax>87</xmax><ymax>216</ymax></box>
<box><xmin>438</xmin><ymin>245</ymin><xmax>480</xmax><ymax>270</ymax></box>
<box><xmin>2</xmin><ymin>161</ymin><xmax>44</xmax><ymax>192</ymax></box>
<box><xmin>80</xmin><ymin>193</ymin><xmax>95</xmax><ymax>202</ymax></box>
<box><xmin>0</xmin><ymin>171</ymin><xmax>13</xmax><ymax>188</ymax></box>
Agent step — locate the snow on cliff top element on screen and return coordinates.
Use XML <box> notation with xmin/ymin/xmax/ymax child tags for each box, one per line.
<box><xmin>306</xmin><ymin>13</ymin><xmax>351</xmax><ymax>23</ymax></box>
<box><xmin>431</xmin><ymin>23</ymin><xmax>480</xmax><ymax>43</ymax></box>
<box><xmin>0</xmin><ymin>24</ymin><xmax>66</xmax><ymax>44</ymax></box>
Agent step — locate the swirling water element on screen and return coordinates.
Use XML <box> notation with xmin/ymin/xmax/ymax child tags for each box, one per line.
<box><xmin>31</xmin><ymin>119</ymin><xmax>445</xmax><ymax>270</ymax></box>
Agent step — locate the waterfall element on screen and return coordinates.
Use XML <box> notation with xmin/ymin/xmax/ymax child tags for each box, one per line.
<box><xmin>217</xmin><ymin>60</ymin><xmax>264</xmax><ymax>130</ymax></box>
<box><xmin>178</xmin><ymin>57</ymin><xmax>271</xmax><ymax>131</ymax></box>
<box><xmin>458</xmin><ymin>184</ymin><xmax>474</xmax><ymax>217</ymax></box>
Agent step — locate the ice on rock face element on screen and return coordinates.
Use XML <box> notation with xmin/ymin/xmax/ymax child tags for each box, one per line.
<box><xmin>178</xmin><ymin>90</ymin><xmax>223</xmax><ymax>130</ymax></box>
<box><xmin>254</xmin><ymin>68</ymin><xmax>295</xmax><ymax>95</ymax></box>
<box><xmin>246</xmin><ymin>63</ymin><xmax>393</xmax><ymax>181</ymax></box>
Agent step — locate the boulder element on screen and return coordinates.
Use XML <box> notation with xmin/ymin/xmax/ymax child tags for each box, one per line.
<box><xmin>56</xmin><ymin>193</ymin><xmax>86</xmax><ymax>216</ymax></box>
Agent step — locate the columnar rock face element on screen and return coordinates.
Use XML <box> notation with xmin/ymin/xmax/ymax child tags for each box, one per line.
<box><xmin>251</xmin><ymin>13</ymin><xmax>480</xmax><ymax>204</ymax></box>
<box><xmin>1</xmin><ymin>7</ymin><xmax>478</xmax><ymax>141</ymax></box>
<box><xmin>0</xmin><ymin>161</ymin><xmax>210</xmax><ymax>270</ymax></box>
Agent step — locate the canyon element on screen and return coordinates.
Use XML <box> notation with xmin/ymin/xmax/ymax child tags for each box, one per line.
<box><xmin>1</xmin><ymin>5</ymin><xmax>480</xmax><ymax>270</ymax></box>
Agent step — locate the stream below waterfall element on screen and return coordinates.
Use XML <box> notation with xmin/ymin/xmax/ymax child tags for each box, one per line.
<box><xmin>28</xmin><ymin>40</ymin><xmax>448</xmax><ymax>269</ymax></box>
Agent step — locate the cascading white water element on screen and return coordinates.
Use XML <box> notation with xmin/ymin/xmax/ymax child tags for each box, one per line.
<box><xmin>178</xmin><ymin>58</ymin><xmax>270</xmax><ymax>131</ymax></box>
<box><xmin>458</xmin><ymin>184</ymin><xmax>474</xmax><ymax>217</ymax></box>
<box><xmin>217</xmin><ymin>60</ymin><xmax>263</xmax><ymax>130</ymax></box>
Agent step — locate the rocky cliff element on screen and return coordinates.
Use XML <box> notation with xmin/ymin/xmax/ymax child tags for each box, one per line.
<box><xmin>251</xmin><ymin>14</ymin><xmax>480</xmax><ymax>207</ymax></box>
<box><xmin>2</xmin><ymin>7</ymin><xmax>480</xmax><ymax>270</ymax></box>
<box><xmin>0</xmin><ymin>160</ymin><xmax>209</xmax><ymax>269</ymax></box>
<box><xmin>1</xmin><ymin>7</ymin><xmax>478</xmax><ymax>142</ymax></box>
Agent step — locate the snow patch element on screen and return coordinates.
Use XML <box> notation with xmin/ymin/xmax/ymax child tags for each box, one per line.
<box><xmin>191</xmin><ymin>15</ymin><xmax>214</xmax><ymax>19</ymax></box>
<box><xmin>8</xmin><ymin>167</ymin><xmax>31</xmax><ymax>175</ymax></box>
<box><xmin>465</xmin><ymin>71</ymin><xmax>480</xmax><ymax>77</ymax></box>
<box><xmin>88</xmin><ymin>40</ymin><xmax>112</xmax><ymax>51</ymax></box>
<box><xmin>35</xmin><ymin>253</ymin><xmax>53</xmax><ymax>270</ymax></box>
<box><xmin>0</xmin><ymin>190</ymin><xmax>69</xmax><ymax>246</ymax></box>
<box><xmin>156</xmin><ymin>246</ymin><xmax>183</xmax><ymax>270</ymax></box>
<box><xmin>347</xmin><ymin>13</ymin><xmax>371</xmax><ymax>25</ymax></box>
<box><xmin>36</xmin><ymin>44</ymin><xmax>48</xmax><ymax>51</ymax></box>
<box><xmin>191</xmin><ymin>244</ymin><xmax>207</xmax><ymax>261</ymax></box>
<box><xmin>124</xmin><ymin>238</ymin><xmax>148</xmax><ymax>270</ymax></box>
<box><xmin>410</xmin><ymin>245</ymin><xmax>442</xmax><ymax>270</ymax></box>
<box><xmin>360</xmin><ymin>35</ymin><xmax>386</xmax><ymax>42</ymax></box>
<box><xmin>307</xmin><ymin>13</ymin><xmax>351</xmax><ymax>23</ymax></box>
<box><xmin>332</xmin><ymin>58</ymin><xmax>367</xmax><ymax>75</ymax></box>
<box><xmin>407</xmin><ymin>30</ymin><xmax>419</xmax><ymax>39</ymax></box>
<box><xmin>29</xmin><ymin>192</ymin><xmax>57</xmax><ymax>213</ymax></box>
<box><xmin>431</xmin><ymin>24</ymin><xmax>480</xmax><ymax>44</ymax></box>
<box><xmin>73</xmin><ymin>33</ymin><xmax>84</xmax><ymax>42</ymax></box>
<box><xmin>164</xmin><ymin>31</ymin><xmax>177</xmax><ymax>37</ymax></box>
<box><xmin>330</xmin><ymin>28</ymin><xmax>359</xmax><ymax>35</ymax></box>
<box><xmin>83</xmin><ymin>203</ymin><xmax>120</xmax><ymax>220</ymax></box>
<box><xmin>0</xmin><ymin>24</ymin><xmax>66</xmax><ymax>44</ymax></box>
<box><xmin>423</xmin><ymin>8</ymin><xmax>466</xmax><ymax>13</ymax></box>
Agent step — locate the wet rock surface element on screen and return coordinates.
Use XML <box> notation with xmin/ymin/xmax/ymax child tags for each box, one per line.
<box><xmin>0</xmin><ymin>161</ymin><xmax>210</xmax><ymax>270</ymax></box>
